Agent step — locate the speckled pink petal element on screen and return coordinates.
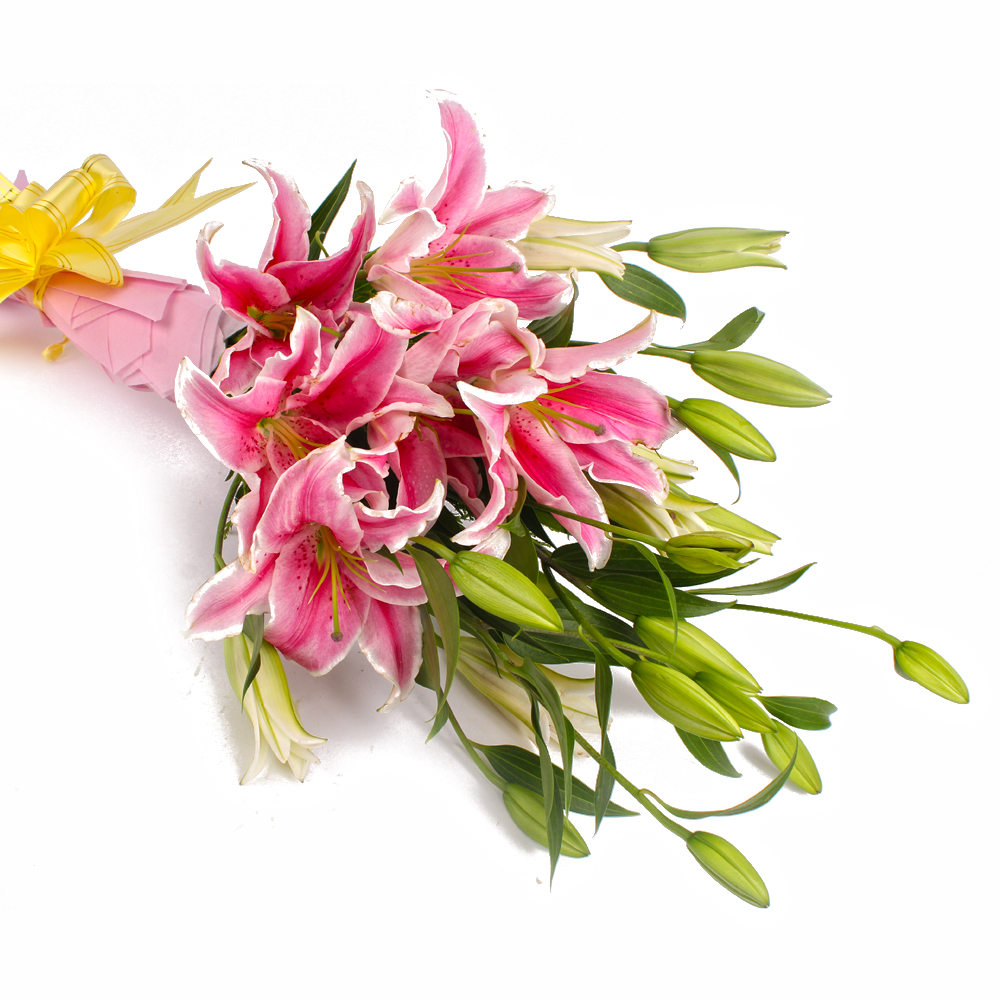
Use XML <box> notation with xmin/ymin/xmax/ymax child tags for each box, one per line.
<box><xmin>569</xmin><ymin>439</ymin><xmax>668</xmax><ymax>502</ymax></box>
<box><xmin>507</xmin><ymin>407</ymin><xmax>612</xmax><ymax>570</ymax></box>
<box><xmin>253</xmin><ymin>440</ymin><xmax>362</xmax><ymax>556</ymax></box>
<box><xmin>535</xmin><ymin>311</ymin><xmax>657</xmax><ymax>383</ymax></box>
<box><xmin>175</xmin><ymin>360</ymin><xmax>287</xmax><ymax>474</ymax></box>
<box><xmin>186</xmin><ymin>553</ymin><xmax>276</xmax><ymax>641</ymax></box>
<box><xmin>197</xmin><ymin>222</ymin><xmax>290</xmax><ymax>324</ymax></box>
<box><xmin>424</xmin><ymin>99</ymin><xmax>488</xmax><ymax>231</ymax></box>
<box><xmin>542</xmin><ymin>371</ymin><xmax>677</xmax><ymax>449</ymax></box>
<box><xmin>267</xmin><ymin>182</ymin><xmax>376</xmax><ymax>322</ymax></box>
<box><xmin>358</xmin><ymin>600</ymin><xmax>423</xmax><ymax>710</ymax></box>
<box><xmin>265</xmin><ymin>535</ymin><xmax>370</xmax><ymax>675</ymax></box>
<box><xmin>245</xmin><ymin>160</ymin><xmax>312</xmax><ymax>270</ymax></box>
<box><xmin>463</xmin><ymin>183</ymin><xmax>554</xmax><ymax>240</ymax></box>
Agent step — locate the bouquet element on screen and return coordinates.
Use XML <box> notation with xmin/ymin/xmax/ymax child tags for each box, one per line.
<box><xmin>1</xmin><ymin>95</ymin><xmax>969</xmax><ymax>908</ymax></box>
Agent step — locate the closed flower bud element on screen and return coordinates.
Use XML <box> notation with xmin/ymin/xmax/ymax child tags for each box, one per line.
<box><xmin>592</xmin><ymin>480</ymin><xmax>714</xmax><ymax>540</ymax></box>
<box><xmin>501</xmin><ymin>783</ymin><xmax>590</xmax><ymax>857</ymax></box>
<box><xmin>761</xmin><ymin>720</ymin><xmax>822</xmax><ymax>794</ymax></box>
<box><xmin>647</xmin><ymin>228</ymin><xmax>786</xmax><ymax>273</ymax></box>
<box><xmin>635</xmin><ymin>617</ymin><xmax>761</xmax><ymax>692</ymax></box>
<box><xmin>687</xmin><ymin>831</ymin><xmax>770</xmax><ymax>907</ymax></box>
<box><xmin>675</xmin><ymin>397</ymin><xmax>776</xmax><ymax>462</ymax></box>
<box><xmin>665</xmin><ymin>531</ymin><xmax>752</xmax><ymax>574</ymax></box>
<box><xmin>694</xmin><ymin>673</ymin><xmax>776</xmax><ymax>733</ymax></box>
<box><xmin>515</xmin><ymin>216</ymin><xmax>632</xmax><ymax>278</ymax></box>
<box><xmin>690</xmin><ymin>350</ymin><xmax>830</xmax><ymax>408</ymax></box>
<box><xmin>893</xmin><ymin>641</ymin><xmax>969</xmax><ymax>704</ymax></box>
<box><xmin>631</xmin><ymin>444</ymin><xmax>698</xmax><ymax>484</ymax></box>
<box><xmin>457</xmin><ymin>639</ymin><xmax>600</xmax><ymax>744</ymax></box>
<box><xmin>224</xmin><ymin>636</ymin><xmax>326</xmax><ymax>784</ymax></box>
<box><xmin>630</xmin><ymin>659</ymin><xmax>743</xmax><ymax>741</ymax></box>
<box><xmin>450</xmin><ymin>551</ymin><xmax>562</xmax><ymax>632</ymax></box>
<box><xmin>698</xmin><ymin>504</ymin><xmax>779</xmax><ymax>555</ymax></box>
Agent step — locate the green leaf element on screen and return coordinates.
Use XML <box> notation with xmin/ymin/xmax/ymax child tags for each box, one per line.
<box><xmin>650</xmin><ymin>743</ymin><xmax>797</xmax><ymax>819</ymax></box>
<box><xmin>758</xmin><ymin>696</ymin><xmax>837</xmax><ymax>731</ymax></box>
<box><xmin>503</xmin><ymin>527</ymin><xmax>539</xmax><ymax>582</ymax></box>
<box><xmin>590</xmin><ymin>575</ymin><xmax>735</xmax><ymax>619</ymax></box>
<box><xmin>476</xmin><ymin>743</ymin><xmax>637</xmax><ymax>817</ymax></box>
<box><xmin>702</xmin><ymin>438</ymin><xmax>741</xmax><ymax>495</ymax></box>
<box><xmin>599</xmin><ymin>263</ymin><xmax>686</xmax><ymax>320</ymax></box>
<box><xmin>550</xmin><ymin>541</ymin><xmax>749</xmax><ymax>589</ymax></box>
<box><xmin>528</xmin><ymin>694</ymin><xmax>563</xmax><ymax>883</ymax></box>
<box><xmin>409</xmin><ymin>547</ymin><xmax>461</xmax><ymax>741</ymax></box>
<box><xmin>594</xmin><ymin>652</ymin><xmax>616</xmax><ymax>830</ymax></box>
<box><xmin>676</xmin><ymin>307</ymin><xmax>765</xmax><ymax>351</ymax></box>
<box><xmin>690</xmin><ymin>563</ymin><xmax>815</xmax><ymax>597</ymax></box>
<box><xmin>307</xmin><ymin>160</ymin><xmax>357</xmax><ymax>260</ymax></box>
<box><xmin>352</xmin><ymin>270</ymin><xmax>377</xmax><ymax>303</ymax></box>
<box><xmin>240</xmin><ymin>614</ymin><xmax>266</xmax><ymax>703</ymax></box>
<box><xmin>675</xmin><ymin>728</ymin><xmax>742</xmax><ymax>777</ymax></box>
<box><xmin>528</xmin><ymin>273</ymin><xmax>578</xmax><ymax>347</ymax></box>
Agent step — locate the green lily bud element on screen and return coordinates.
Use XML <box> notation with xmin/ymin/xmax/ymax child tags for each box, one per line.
<box><xmin>501</xmin><ymin>784</ymin><xmax>590</xmax><ymax>857</ymax></box>
<box><xmin>761</xmin><ymin>720</ymin><xmax>822</xmax><ymax>794</ymax></box>
<box><xmin>675</xmin><ymin>397</ymin><xmax>776</xmax><ymax>462</ymax></box>
<box><xmin>690</xmin><ymin>350</ymin><xmax>831</xmax><ymax>408</ymax></box>
<box><xmin>647</xmin><ymin>228</ymin><xmax>786</xmax><ymax>273</ymax></box>
<box><xmin>634</xmin><ymin>617</ymin><xmax>761</xmax><ymax>692</ymax></box>
<box><xmin>450</xmin><ymin>551</ymin><xmax>561</xmax><ymax>632</ymax></box>
<box><xmin>694</xmin><ymin>673</ymin><xmax>776</xmax><ymax>733</ymax></box>
<box><xmin>687</xmin><ymin>831</ymin><xmax>770</xmax><ymax>907</ymax></box>
<box><xmin>698</xmin><ymin>504</ymin><xmax>779</xmax><ymax>555</ymax></box>
<box><xmin>893</xmin><ymin>641</ymin><xmax>969</xmax><ymax>704</ymax></box>
<box><xmin>630</xmin><ymin>659</ymin><xmax>743</xmax><ymax>741</ymax></box>
<box><xmin>665</xmin><ymin>531</ymin><xmax>752</xmax><ymax>574</ymax></box>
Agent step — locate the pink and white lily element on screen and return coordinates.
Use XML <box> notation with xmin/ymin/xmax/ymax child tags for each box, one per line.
<box><xmin>187</xmin><ymin>438</ymin><xmax>444</xmax><ymax>709</ymax></box>
<box><xmin>198</xmin><ymin>160</ymin><xmax>376</xmax><ymax>393</ymax></box>
<box><xmin>366</xmin><ymin>99</ymin><xmax>570</xmax><ymax>321</ymax></box>
<box><xmin>444</xmin><ymin>307</ymin><xmax>680</xmax><ymax>569</ymax></box>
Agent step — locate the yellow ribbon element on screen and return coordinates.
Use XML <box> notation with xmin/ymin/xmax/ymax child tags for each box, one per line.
<box><xmin>0</xmin><ymin>156</ymin><xmax>251</xmax><ymax>305</ymax></box>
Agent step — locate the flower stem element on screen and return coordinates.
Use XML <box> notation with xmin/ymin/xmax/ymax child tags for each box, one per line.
<box><xmin>572</xmin><ymin>731</ymin><xmax>691</xmax><ymax>841</ymax></box>
<box><xmin>730</xmin><ymin>603</ymin><xmax>901</xmax><ymax>645</ymax></box>
<box><xmin>530</xmin><ymin>504</ymin><xmax>670</xmax><ymax>552</ymax></box>
<box><xmin>214</xmin><ymin>474</ymin><xmax>244</xmax><ymax>571</ymax></box>
<box><xmin>447</xmin><ymin>706</ymin><xmax>508</xmax><ymax>790</ymax></box>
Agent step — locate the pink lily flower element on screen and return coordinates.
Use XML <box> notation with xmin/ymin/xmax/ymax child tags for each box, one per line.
<box><xmin>366</xmin><ymin>99</ymin><xmax>570</xmax><ymax>320</ymax></box>
<box><xmin>449</xmin><ymin>309</ymin><xmax>680</xmax><ymax>569</ymax></box>
<box><xmin>187</xmin><ymin>438</ymin><xmax>444</xmax><ymax>708</ymax></box>
<box><xmin>197</xmin><ymin>160</ymin><xmax>376</xmax><ymax>393</ymax></box>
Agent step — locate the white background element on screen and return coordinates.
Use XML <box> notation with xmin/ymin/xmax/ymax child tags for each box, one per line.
<box><xmin>2</xmin><ymin>2</ymin><xmax>996</xmax><ymax>997</ymax></box>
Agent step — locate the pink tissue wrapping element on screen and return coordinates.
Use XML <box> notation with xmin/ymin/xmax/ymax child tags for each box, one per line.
<box><xmin>34</xmin><ymin>270</ymin><xmax>242</xmax><ymax>400</ymax></box>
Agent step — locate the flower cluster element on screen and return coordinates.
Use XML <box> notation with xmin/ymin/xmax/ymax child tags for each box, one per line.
<box><xmin>180</xmin><ymin>100</ymin><xmax>683</xmax><ymax>706</ymax></box>
<box><xmin>4</xmin><ymin>97</ymin><xmax>969</xmax><ymax>909</ymax></box>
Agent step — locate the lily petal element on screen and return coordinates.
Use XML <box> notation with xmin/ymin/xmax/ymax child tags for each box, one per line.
<box><xmin>246</xmin><ymin>159</ymin><xmax>312</xmax><ymax>270</ymax></box>
<box><xmin>535</xmin><ymin>311</ymin><xmax>657</xmax><ymax>382</ymax></box>
<box><xmin>359</xmin><ymin>600</ymin><xmax>423</xmax><ymax>711</ymax></box>
<box><xmin>186</xmin><ymin>554</ymin><xmax>276</xmax><ymax>641</ymax></box>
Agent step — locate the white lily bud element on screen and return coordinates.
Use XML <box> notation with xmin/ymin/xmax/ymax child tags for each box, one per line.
<box><xmin>631</xmin><ymin>445</ymin><xmax>698</xmax><ymax>484</ymax></box>
<box><xmin>515</xmin><ymin>216</ymin><xmax>631</xmax><ymax>278</ymax></box>
<box><xmin>593</xmin><ymin>480</ymin><xmax>715</xmax><ymax>541</ymax></box>
<box><xmin>224</xmin><ymin>635</ymin><xmax>326</xmax><ymax>784</ymax></box>
<box><xmin>455</xmin><ymin>638</ymin><xmax>600</xmax><ymax>745</ymax></box>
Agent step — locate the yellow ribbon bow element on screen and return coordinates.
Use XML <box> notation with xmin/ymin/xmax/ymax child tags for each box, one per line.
<box><xmin>0</xmin><ymin>155</ymin><xmax>251</xmax><ymax>305</ymax></box>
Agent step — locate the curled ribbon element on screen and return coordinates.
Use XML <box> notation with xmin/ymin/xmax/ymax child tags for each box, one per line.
<box><xmin>1</xmin><ymin>156</ymin><xmax>251</xmax><ymax>305</ymax></box>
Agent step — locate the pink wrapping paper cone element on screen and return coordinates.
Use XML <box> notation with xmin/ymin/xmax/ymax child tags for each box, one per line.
<box><xmin>37</xmin><ymin>270</ymin><xmax>242</xmax><ymax>400</ymax></box>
